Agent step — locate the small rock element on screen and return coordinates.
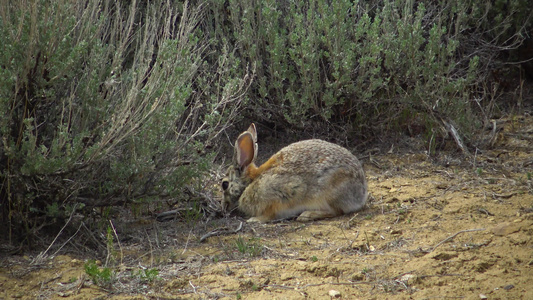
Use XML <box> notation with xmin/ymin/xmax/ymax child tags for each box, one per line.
<box><xmin>492</xmin><ymin>222</ymin><xmax>521</xmax><ymax>236</ymax></box>
<box><xmin>390</xmin><ymin>229</ymin><xmax>402</xmax><ymax>235</ymax></box>
<box><xmin>430</xmin><ymin>252</ymin><xmax>458</xmax><ymax>261</ymax></box>
<box><xmin>399</xmin><ymin>273</ymin><xmax>416</xmax><ymax>283</ymax></box>
<box><xmin>351</xmin><ymin>272</ymin><xmax>365</xmax><ymax>281</ymax></box>
<box><xmin>351</xmin><ymin>240</ymin><xmax>366</xmax><ymax>249</ymax></box>
<box><xmin>70</xmin><ymin>259</ymin><xmax>82</xmax><ymax>266</ymax></box>
<box><xmin>280</xmin><ymin>274</ymin><xmax>294</xmax><ymax>281</ymax></box>
<box><xmin>503</xmin><ymin>284</ymin><xmax>514</xmax><ymax>290</ymax></box>
<box><xmin>225</xmin><ymin>266</ymin><xmax>234</xmax><ymax>276</ymax></box>
<box><xmin>328</xmin><ymin>289</ymin><xmax>341</xmax><ymax>298</ymax></box>
<box><xmin>479</xmin><ymin>294</ymin><xmax>488</xmax><ymax>299</ymax></box>
<box><xmin>385</xmin><ymin>197</ymin><xmax>399</xmax><ymax>203</ymax></box>
<box><xmin>262</xmin><ymin>278</ymin><xmax>270</xmax><ymax>286</ymax></box>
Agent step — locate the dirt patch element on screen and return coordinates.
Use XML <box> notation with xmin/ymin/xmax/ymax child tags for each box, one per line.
<box><xmin>1</xmin><ymin>115</ymin><xmax>532</xmax><ymax>299</ymax></box>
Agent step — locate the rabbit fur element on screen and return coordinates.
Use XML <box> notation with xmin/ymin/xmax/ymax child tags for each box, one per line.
<box><xmin>221</xmin><ymin>124</ymin><xmax>367</xmax><ymax>222</ymax></box>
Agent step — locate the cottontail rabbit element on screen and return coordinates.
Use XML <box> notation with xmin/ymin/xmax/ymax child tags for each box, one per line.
<box><xmin>221</xmin><ymin>124</ymin><xmax>367</xmax><ymax>222</ymax></box>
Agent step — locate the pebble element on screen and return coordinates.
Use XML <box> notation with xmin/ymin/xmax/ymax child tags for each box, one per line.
<box><xmin>399</xmin><ymin>273</ymin><xmax>416</xmax><ymax>283</ymax></box>
<box><xmin>390</xmin><ymin>229</ymin><xmax>403</xmax><ymax>235</ymax></box>
<box><xmin>491</xmin><ymin>222</ymin><xmax>521</xmax><ymax>236</ymax></box>
<box><xmin>479</xmin><ymin>294</ymin><xmax>487</xmax><ymax>299</ymax></box>
<box><xmin>328</xmin><ymin>289</ymin><xmax>341</xmax><ymax>298</ymax></box>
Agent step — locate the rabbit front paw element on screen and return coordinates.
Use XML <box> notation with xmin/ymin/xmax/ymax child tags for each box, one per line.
<box><xmin>296</xmin><ymin>210</ymin><xmax>337</xmax><ymax>222</ymax></box>
<box><xmin>247</xmin><ymin>216</ymin><xmax>265</xmax><ymax>223</ymax></box>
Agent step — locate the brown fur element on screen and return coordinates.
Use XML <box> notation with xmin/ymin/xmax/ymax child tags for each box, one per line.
<box><xmin>221</xmin><ymin>124</ymin><xmax>367</xmax><ymax>222</ymax></box>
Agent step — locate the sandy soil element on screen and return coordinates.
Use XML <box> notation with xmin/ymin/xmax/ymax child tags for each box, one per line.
<box><xmin>1</xmin><ymin>115</ymin><xmax>532</xmax><ymax>300</ymax></box>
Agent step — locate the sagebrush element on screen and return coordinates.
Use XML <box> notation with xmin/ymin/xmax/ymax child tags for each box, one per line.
<box><xmin>0</xmin><ymin>0</ymin><xmax>250</xmax><ymax>244</ymax></box>
<box><xmin>0</xmin><ymin>0</ymin><xmax>530</xmax><ymax>246</ymax></box>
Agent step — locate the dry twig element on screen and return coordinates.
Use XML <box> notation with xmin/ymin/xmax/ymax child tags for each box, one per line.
<box><xmin>199</xmin><ymin>222</ymin><xmax>243</xmax><ymax>242</ymax></box>
<box><xmin>430</xmin><ymin>228</ymin><xmax>485</xmax><ymax>253</ymax></box>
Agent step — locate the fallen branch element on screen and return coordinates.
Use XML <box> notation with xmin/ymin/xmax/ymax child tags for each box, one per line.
<box><xmin>265</xmin><ymin>281</ymin><xmax>374</xmax><ymax>291</ymax></box>
<box><xmin>156</xmin><ymin>208</ymin><xmax>198</xmax><ymax>222</ymax></box>
<box><xmin>418</xmin><ymin>273</ymin><xmax>463</xmax><ymax>279</ymax></box>
<box><xmin>200</xmin><ymin>222</ymin><xmax>243</xmax><ymax>242</ymax></box>
<box><xmin>430</xmin><ymin>228</ymin><xmax>485</xmax><ymax>253</ymax></box>
<box><xmin>493</xmin><ymin>192</ymin><xmax>518</xmax><ymax>199</ymax></box>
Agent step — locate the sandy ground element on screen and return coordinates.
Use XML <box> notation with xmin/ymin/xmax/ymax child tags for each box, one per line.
<box><xmin>1</xmin><ymin>115</ymin><xmax>532</xmax><ymax>300</ymax></box>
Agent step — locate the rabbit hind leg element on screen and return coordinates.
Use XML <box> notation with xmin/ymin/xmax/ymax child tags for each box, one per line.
<box><xmin>296</xmin><ymin>210</ymin><xmax>339</xmax><ymax>222</ymax></box>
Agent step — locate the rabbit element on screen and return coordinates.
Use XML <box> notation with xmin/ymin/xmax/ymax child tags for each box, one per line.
<box><xmin>221</xmin><ymin>123</ymin><xmax>368</xmax><ymax>222</ymax></box>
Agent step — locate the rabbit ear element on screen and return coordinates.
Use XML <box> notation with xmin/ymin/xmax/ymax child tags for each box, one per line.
<box><xmin>247</xmin><ymin>123</ymin><xmax>257</xmax><ymax>143</ymax></box>
<box><xmin>247</xmin><ymin>123</ymin><xmax>258</xmax><ymax>161</ymax></box>
<box><xmin>235</xmin><ymin>132</ymin><xmax>256</xmax><ymax>169</ymax></box>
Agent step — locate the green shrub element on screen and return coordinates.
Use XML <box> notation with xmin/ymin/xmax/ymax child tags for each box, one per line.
<box><xmin>136</xmin><ymin>268</ymin><xmax>160</xmax><ymax>283</ymax></box>
<box><xmin>205</xmin><ymin>0</ymin><xmax>530</xmax><ymax>137</ymax></box>
<box><xmin>235</xmin><ymin>236</ymin><xmax>263</xmax><ymax>257</ymax></box>
<box><xmin>1</xmin><ymin>0</ymin><xmax>530</xmax><ymax>246</ymax></box>
<box><xmin>0</xmin><ymin>0</ymin><xmax>250</xmax><ymax>244</ymax></box>
<box><xmin>84</xmin><ymin>259</ymin><xmax>115</xmax><ymax>288</ymax></box>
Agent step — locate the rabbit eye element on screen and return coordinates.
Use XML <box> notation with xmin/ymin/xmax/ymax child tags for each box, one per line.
<box><xmin>221</xmin><ymin>180</ymin><xmax>229</xmax><ymax>191</ymax></box>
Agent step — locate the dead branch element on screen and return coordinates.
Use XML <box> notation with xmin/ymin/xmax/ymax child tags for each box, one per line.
<box><xmin>430</xmin><ymin>228</ymin><xmax>485</xmax><ymax>253</ymax></box>
<box><xmin>199</xmin><ymin>222</ymin><xmax>243</xmax><ymax>242</ymax></box>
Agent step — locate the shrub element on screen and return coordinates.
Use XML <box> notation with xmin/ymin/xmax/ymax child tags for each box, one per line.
<box><xmin>0</xmin><ymin>0</ymin><xmax>251</xmax><ymax>245</ymax></box>
<box><xmin>205</xmin><ymin>0</ymin><xmax>531</xmax><ymax>139</ymax></box>
<box><xmin>235</xmin><ymin>236</ymin><xmax>263</xmax><ymax>257</ymax></box>
<box><xmin>1</xmin><ymin>0</ymin><xmax>530</xmax><ymax>246</ymax></box>
<box><xmin>84</xmin><ymin>259</ymin><xmax>115</xmax><ymax>288</ymax></box>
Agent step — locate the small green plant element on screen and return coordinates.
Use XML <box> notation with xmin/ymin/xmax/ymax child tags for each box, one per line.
<box><xmin>105</xmin><ymin>226</ymin><xmax>119</xmax><ymax>265</ymax></box>
<box><xmin>476</xmin><ymin>168</ymin><xmax>483</xmax><ymax>176</ymax></box>
<box><xmin>136</xmin><ymin>268</ymin><xmax>160</xmax><ymax>283</ymax></box>
<box><xmin>365</xmin><ymin>214</ymin><xmax>373</xmax><ymax>220</ymax></box>
<box><xmin>184</xmin><ymin>201</ymin><xmax>203</xmax><ymax>224</ymax></box>
<box><xmin>235</xmin><ymin>236</ymin><xmax>263</xmax><ymax>257</ymax></box>
<box><xmin>527</xmin><ymin>172</ymin><xmax>532</xmax><ymax>180</ymax></box>
<box><xmin>45</xmin><ymin>203</ymin><xmax>61</xmax><ymax>219</ymax></box>
<box><xmin>310</xmin><ymin>256</ymin><xmax>318</xmax><ymax>262</ymax></box>
<box><xmin>84</xmin><ymin>260</ymin><xmax>115</xmax><ymax>288</ymax></box>
<box><xmin>68</xmin><ymin>277</ymin><xmax>77</xmax><ymax>283</ymax></box>
<box><xmin>362</xmin><ymin>267</ymin><xmax>370</xmax><ymax>274</ymax></box>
